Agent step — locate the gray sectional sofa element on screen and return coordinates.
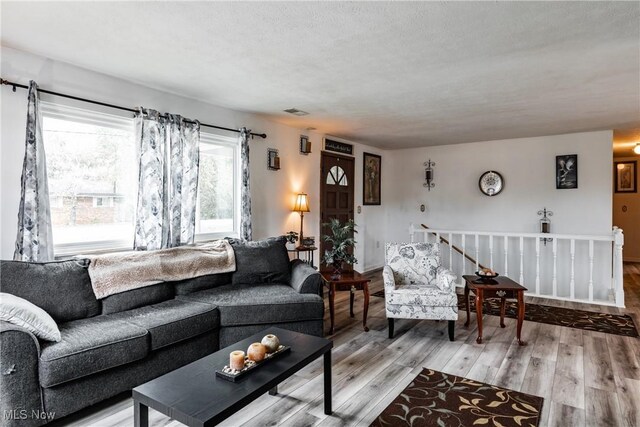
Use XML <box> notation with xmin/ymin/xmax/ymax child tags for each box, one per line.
<box><xmin>0</xmin><ymin>237</ymin><xmax>324</xmax><ymax>426</ymax></box>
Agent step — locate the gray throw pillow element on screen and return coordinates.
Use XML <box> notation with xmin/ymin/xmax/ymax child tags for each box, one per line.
<box><xmin>228</xmin><ymin>236</ymin><xmax>290</xmax><ymax>285</ymax></box>
<box><xmin>0</xmin><ymin>259</ymin><xmax>101</xmax><ymax>322</ymax></box>
<box><xmin>0</xmin><ymin>293</ymin><xmax>61</xmax><ymax>342</ymax></box>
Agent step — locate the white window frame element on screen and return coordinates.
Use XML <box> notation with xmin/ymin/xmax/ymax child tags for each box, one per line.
<box><xmin>41</xmin><ymin>102</ymin><xmax>136</xmax><ymax>256</ymax></box>
<box><xmin>195</xmin><ymin>131</ymin><xmax>241</xmax><ymax>241</ymax></box>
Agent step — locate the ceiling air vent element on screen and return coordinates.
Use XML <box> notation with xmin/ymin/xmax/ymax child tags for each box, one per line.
<box><xmin>284</xmin><ymin>108</ymin><xmax>309</xmax><ymax>116</ymax></box>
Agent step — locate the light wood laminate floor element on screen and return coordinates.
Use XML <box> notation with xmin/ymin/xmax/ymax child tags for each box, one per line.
<box><xmin>52</xmin><ymin>263</ymin><xmax>640</xmax><ymax>427</ymax></box>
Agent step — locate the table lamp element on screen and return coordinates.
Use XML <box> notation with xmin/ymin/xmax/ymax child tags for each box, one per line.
<box><xmin>293</xmin><ymin>193</ymin><xmax>310</xmax><ymax>247</ymax></box>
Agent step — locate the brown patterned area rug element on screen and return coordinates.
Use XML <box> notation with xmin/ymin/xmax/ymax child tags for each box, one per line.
<box><xmin>371</xmin><ymin>368</ymin><xmax>543</xmax><ymax>427</ymax></box>
<box><xmin>370</xmin><ymin>291</ymin><xmax>638</xmax><ymax>337</ymax></box>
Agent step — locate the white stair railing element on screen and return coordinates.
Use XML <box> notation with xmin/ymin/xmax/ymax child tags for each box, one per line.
<box><xmin>410</xmin><ymin>224</ymin><xmax>625</xmax><ymax>307</ymax></box>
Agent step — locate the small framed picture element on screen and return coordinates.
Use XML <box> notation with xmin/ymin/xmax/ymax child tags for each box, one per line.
<box><xmin>556</xmin><ymin>154</ymin><xmax>578</xmax><ymax>189</ymax></box>
<box><xmin>614</xmin><ymin>161</ymin><xmax>637</xmax><ymax>193</ymax></box>
<box><xmin>363</xmin><ymin>152</ymin><xmax>381</xmax><ymax>205</ymax></box>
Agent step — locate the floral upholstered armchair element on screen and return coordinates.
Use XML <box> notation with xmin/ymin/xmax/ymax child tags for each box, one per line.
<box><xmin>383</xmin><ymin>242</ymin><xmax>458</xmax><ymax>340</ymax></box>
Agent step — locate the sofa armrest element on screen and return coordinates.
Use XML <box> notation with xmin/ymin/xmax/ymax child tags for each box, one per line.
<box><xmin>1</xmin><ymin>321</ymin><xmax>45</xmax><ymax>426</ymax></box>
<box><xmin>436</xmin><ymin>266</ymin><xmax>457</xmax><ymax>293</ymax></box>
<box><xmin>289</xmin><ymin>260</ymin><xmax>323</xmax><ymax>295</ymax></box>
<box><xmin>383</xmin><ymin>266</ymin><xmax>397</xmax><ymax>293</ymax></box>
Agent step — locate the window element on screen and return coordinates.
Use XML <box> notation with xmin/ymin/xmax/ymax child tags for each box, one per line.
<box><xmin>196</xmin><ymin>133</ymin><xmax>239</xmax><ymax>238</ymax></box>
<box><xmin>93</xmin><ymin>197</ymin><xmax>114</xmax><ymax>208</ymax></box>
<box><xmin>42</xmin><ymin>103</ymin><xmax>239</xmax><ymax>254</ymax></box>
<box><xmin>326</xmin><ymin>165</ymin><xmax>348</xmax><ymax>186</ymax></box>
<box><xmin>42</xmin><ymin>103</ymin><xmax>136</xmax><ymax>254</ymax></box>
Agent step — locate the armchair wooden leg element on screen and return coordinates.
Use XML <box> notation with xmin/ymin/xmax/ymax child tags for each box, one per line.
<box><xmin>388</xmin><ymin>318</ymin><xmax>395</xmax><ymax>339</ymax></box>
<box><xmin>448</xmin><ymin>320</ymin><xmax>455</xmax><ymax>341</ymax></box>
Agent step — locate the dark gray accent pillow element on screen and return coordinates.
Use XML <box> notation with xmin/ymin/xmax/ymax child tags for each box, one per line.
<box><xmin>173</xmin><ymin>273</ymin><xmax>232</xmax><ymax>295</ymax></box>
<box><xmin>0</xmin><ymin>259</ymin><xmax>101</xmax><ymax>323</ymax></box>
<box><xmin>101</xmin><ymin>282</ymin><xmax>174</xmax><ymax>315</ymax></box>
<box><xmin>228</xmin><ymin>236</ymin><xmax>291</xmax><ymax>285</ymax></box>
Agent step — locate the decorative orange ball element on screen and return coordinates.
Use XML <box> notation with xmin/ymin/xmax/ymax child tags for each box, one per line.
<box><xmin>247</xmin><ymin>343</ymin><xmax>266</xmax><ymax>362</ymax></box>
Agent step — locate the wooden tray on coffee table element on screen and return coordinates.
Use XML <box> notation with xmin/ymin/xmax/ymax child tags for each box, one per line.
<box><xmin>215</xmin><ymin>345</ymin><xmax>291</xmax><ymax>382</ymax></box>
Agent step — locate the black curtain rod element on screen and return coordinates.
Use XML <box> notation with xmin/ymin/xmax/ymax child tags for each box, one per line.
<box><xmin>1</xmin><ymin>79</ymin><xmax>267</xmax><ymax>139</ymax></box>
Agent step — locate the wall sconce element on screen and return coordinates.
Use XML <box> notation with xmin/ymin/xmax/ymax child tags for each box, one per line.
<box><xmin>634</xmin><ymin>143</ymin><xmax>640</xmax><ymax>155</ymax></box>
<box><xmin>300</xmin><ymin>135</ymin><xmax>311</xmax><ymax>154</ymax></box>
<box><xmin>267</xmin><ymin>148</ymin><xmax>280</xmax><ymax>171</ymax></box>
<box><xmin>537</xmin><ymin>207</ymin><xmax>553</xmax><ymax>245</ymax></box>
<box><xmin>423</xmin><ymin>159</ymin><xmax>435</xmax><ymax>191</ymax></box>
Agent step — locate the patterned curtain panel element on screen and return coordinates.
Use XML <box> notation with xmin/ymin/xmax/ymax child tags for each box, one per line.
<box><xmin>133</xmin><ymin>109</ymin><xmax>200</xmax><ymax>250</ymax></box>
<box><xmin>14</xmin><ymin>80</ymin><xmax>54</xmax><ymax>262</ymax></box>
<box><xmin>239</xmin><ymin>127</ymin><xmax>252</xmax><ymax>241</ymax></box>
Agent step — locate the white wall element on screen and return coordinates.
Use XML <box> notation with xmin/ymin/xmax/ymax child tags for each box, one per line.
<box><xmin>0</xmin><ymin>47</ymin><xmax>386</xmax><ymax>271</ymax></box>
<box><xmin>385</xmin><ymin>131</ymin><xmax>613</xmax><ymax>239</ymax></box>
<box><xmin>384</xmin><ymin>131</ymin><xmax>615</xmax><ymax>301</ymax></box>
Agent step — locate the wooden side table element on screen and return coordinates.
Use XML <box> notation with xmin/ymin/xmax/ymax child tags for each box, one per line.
<box><xmin>321</xmin><ymin>270</ymin><xmax>371</xmax><ymax>335</ymax></box>
<box><xmin>288</xmin><ymin>246</ymin><xmax>317</xmax><ymax>268</ymax></box>
<box><xmin>462</xmin><ymin>275</ymin><xmax>527</xmax><ymax>346</ymax></box>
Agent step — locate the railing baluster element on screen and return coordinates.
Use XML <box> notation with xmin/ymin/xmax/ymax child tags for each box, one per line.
<box><xmin>588</xmin><ymin>240</ymin><xmax>594</xmax><ymax>302</ymax></box>
<box><xmin>448</xmin><ymin>232</ymin><xmax>453</xmax><ymax>271</ymax></box>
<box><xmin>461</xmin><ymin>234</ymin><xmax>466</xmax><ymax>276</ymax></box>
<box><xmin>411</xmin><ymin>226</ymin><xmax>623</xmax><ymax>306</ymax></box>
<box><xmin>570</xmin><ymin>239</ymin><xmax>576</xmax><ymax>300</ymax></box>
<box><xmin>504</xmin><ymin>235</ymin><xmax>509</xmax><ymax>277</ymax></box>
<box><xmin>475</xmin><ymin>234</ymin><xmax>479</xmax><ymax>272</ymax></box>
<box><xmin>535</xmin><ymin>237</ymin><xmax>540</xmax><ymax>295</ymax></box>
<box><xmin>519</xmin><ymin>236</ymin><xmax>524</xmax><ymax>285</ymax></box>
<box><xmin>489</xmin><ymin>235</ymin><xmax>494</xmax><ymax>270</ymax></box>
<box><xmin>552</xmin><ymin>238</ymin><xmax>558</xmax><ymax>297</ymax></box>
<box><xmin>613</xmin><ymin>228</ymin><xmax>625</xmax><ymax>307</ymax></box>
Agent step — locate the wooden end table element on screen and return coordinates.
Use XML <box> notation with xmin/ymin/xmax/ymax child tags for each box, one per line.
<box><xmin>321</xmin><ymin>270</ymin><xmax>371</xmax><ymax>335</ymax></box>
<box><xmin>462</xmin><ymin>275</ymin><xmax>527</xmax><ymax>346</ymax></box>
<box><xmin>288</xmin><ymin>246</ymin><xmax>317</xmax><ymax>268</ymax></box>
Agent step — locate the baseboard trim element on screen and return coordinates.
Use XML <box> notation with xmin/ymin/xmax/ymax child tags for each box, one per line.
<box><xmin>364</xmin><ymin>265</ymin><xmax>383</xmax><ymax>275</ymax></box>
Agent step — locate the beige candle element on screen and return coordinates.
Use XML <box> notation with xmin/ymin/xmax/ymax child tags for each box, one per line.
<box><xmin>230</xmin><ymin>351</ymin><xmax>245</xmax><ymax>371</ymax></box>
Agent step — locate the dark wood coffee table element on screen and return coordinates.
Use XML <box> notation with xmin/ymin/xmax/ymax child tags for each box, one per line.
<box><xmin>462</xmin><ymin>275</ymin><xmax>527</xmax><ymax>346</ymax></box>
<box><xmin>321</xmin><ymin>270</ymin><xmax>371</xmax><ymax>334</ymax></box>
<box><xmin>132</xmin><ymin>327</ymin><xmax>332</xmax><ymax>427</ymax></box>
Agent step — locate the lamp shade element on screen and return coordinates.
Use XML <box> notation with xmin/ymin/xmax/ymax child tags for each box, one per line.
<box><xmin>293</xmin><ymin>193</ymin><xmax>310</xmax><ymax>213</ymax></box>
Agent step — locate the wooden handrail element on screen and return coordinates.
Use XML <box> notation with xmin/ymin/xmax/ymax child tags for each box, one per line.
<box><xmin>421</xmin><ymin>224</ymin><xmax>487</xmax><ymax>270</ymax></box>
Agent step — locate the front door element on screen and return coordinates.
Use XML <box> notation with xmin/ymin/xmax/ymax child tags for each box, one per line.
<box><xmin>320</xmin><ymin>151</ymin><xmax>355</xmax><ymax>270</ymax></box>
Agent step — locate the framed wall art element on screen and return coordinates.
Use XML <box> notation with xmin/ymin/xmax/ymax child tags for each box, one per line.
<box><xmin>614</xmin><ymin>160</ymin><xmax>637</xmax><ymax>193</ymax></box>
<box><xmin>363</xmin><ymin>152</ymin><xmax>381</xmax><ymax>205</ymax></box>
<box><xmin>556</xmin><ymin>154</ymin><xmax>578</xmax><ymax>189</ymax></box>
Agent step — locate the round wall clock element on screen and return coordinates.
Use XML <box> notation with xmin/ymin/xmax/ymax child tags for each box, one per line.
<box><xmin>478</xmin><ymin>171</ymin><xmax>504</xmax><ymax>196</ymax></box>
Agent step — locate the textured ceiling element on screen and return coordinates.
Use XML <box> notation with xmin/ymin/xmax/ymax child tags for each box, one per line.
<box><xmin>2</xmin><ymin>1</ymin><xmax>639</xmax><ymax>149</ymax></box>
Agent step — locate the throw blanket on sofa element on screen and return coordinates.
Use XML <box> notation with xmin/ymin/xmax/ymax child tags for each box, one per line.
<box><xmin>86</xmin><ymin>240</ymin><xmax>236</xmax><ymax>299</ymax></box>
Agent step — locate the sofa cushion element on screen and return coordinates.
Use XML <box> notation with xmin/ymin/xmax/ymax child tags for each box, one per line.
<box><xmin>387</xmin><ymin>284</ymin><xmax>458</xmax><ymax>306</ymax></box>
<box><xmin>39</xmin><ymin>316</ymin><xmax>148</xmax><ymax>388</ymax></box>
<box><xmin>177</xmin><ymin>283</ymin><xmax>324</xmax><ymax>326</ymax></box>
<box><xmin>173</xmin><ymin>273</ymin><xmax>232</xmax><ymax>295</ymax></box>
<box><xmin>228</xmin><ymin>237</ymin><xmax>290</xmax><ymax>285</ymax></box>
<box><xmin>110</xmin><ymin>299</ymin><xmax>219</xmax><ymax>350</ymax></box>
<box><xmin>0</xmin><ymin>259</ymin><xmax>100</xmax><ymax>322</ymax></box>
<box><xmin>0</xmin><ymin>292</ymin><xmax>61</xmax><ymax>342</ymax></box>
<box><xmin>101</xmin><ymin>282</ymin><xmax>174</xmax><ymax>315</ymax></box>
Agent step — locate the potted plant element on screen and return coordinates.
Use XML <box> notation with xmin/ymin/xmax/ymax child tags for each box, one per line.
<box><xmin>284</xmin><ymin>231</ymin><xmax>299</xmax><ymax>250</ymax></box>
<box><xmin>322</xmin><ymin>218</ymin><xmax>357</xmax><ymax>277</ymax></box>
